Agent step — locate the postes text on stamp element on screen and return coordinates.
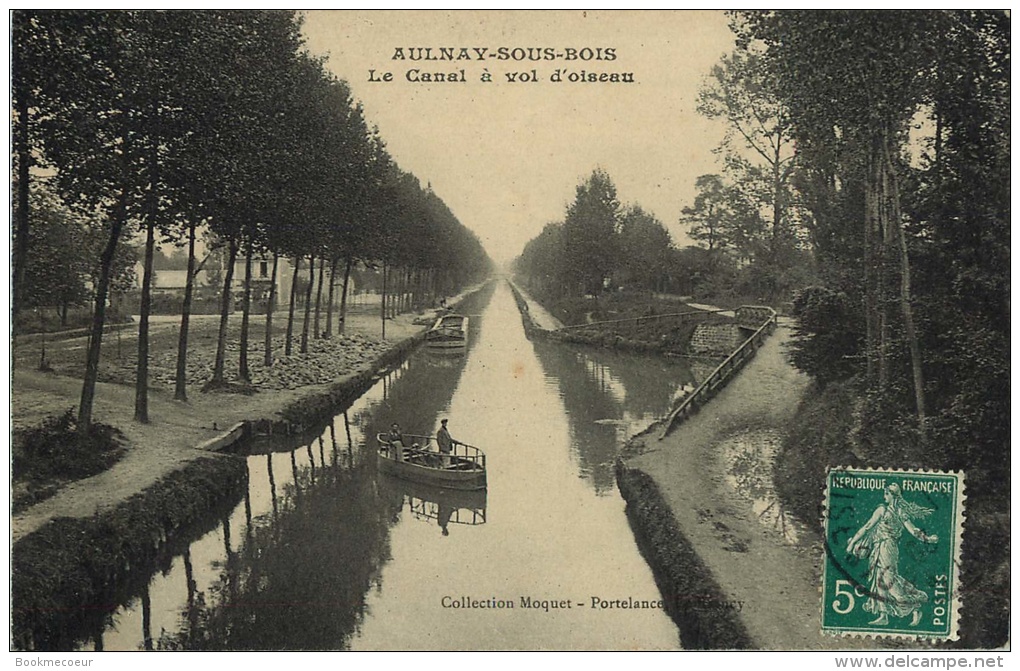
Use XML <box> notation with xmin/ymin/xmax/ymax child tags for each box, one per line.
<box><xmin>822</xmin><ymin>467</ymin><xmax>964</xmax><ymax>640</ymax></box>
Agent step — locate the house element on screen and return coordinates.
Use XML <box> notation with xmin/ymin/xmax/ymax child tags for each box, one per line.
<box><xmin>132</xmin><ymin>264</ymin><xmax>211</xmax><ymax>294</ymax></box>
<box><xmin>229</xmin><ymin>256</ymin><xmax>357</xmax><ymax>311</ymax></box>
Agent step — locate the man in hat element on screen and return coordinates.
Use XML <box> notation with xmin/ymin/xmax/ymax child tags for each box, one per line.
<box><xmin>437</xmin><ymin>418</ymin><xmax>455</xmax><ymax>468</ymax></box>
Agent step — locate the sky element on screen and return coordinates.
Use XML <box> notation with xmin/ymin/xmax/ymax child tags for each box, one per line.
<box><xmin>300</xmin><ymin>10</ymin><xmax>738</xmax><ymax>267</ymax></box>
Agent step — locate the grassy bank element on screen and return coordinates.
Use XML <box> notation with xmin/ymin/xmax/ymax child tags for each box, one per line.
<box><xmin>616</xmin><ymin>462</ymin><xmax>755</xmax><ymax>649</ymax></box>
<box><xmin>13</xmin><ymin>411</ymin><xmax>128</xmax><ymax>513</ymax></box>
<box><xmin>509</xmin><ymin>282</ymin><xmax>713</xmax><ymax>355</ymax></box>
<box><xmin>12</xmin><ymin>455</ymin><xmax>248</xmax><ymax>651</ymax></box>
<box><xmin>277</xmin><ymin>331</ymin><xmax>424</xmax><ymax>433</ymax></box>
<box><xmin>524</xmin><ymin>288</ymin><xmax>698</xmax><ymax>327</ymax></box>
<box><xmin>775</xmin><ymin>381</ymin><xmax>1009</xmax><ymax>649</ymax></box>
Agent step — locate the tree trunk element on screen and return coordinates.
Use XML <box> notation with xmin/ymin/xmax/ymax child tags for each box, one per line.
<box><xmin>134</xmin><ymin>208</ymin><xmax>157</xmax><ymax>423</ymax></box>
<box><xmin>313</xmin><ymin>255</ymin><xmax>325</xmax><ymax>339</ymax></box>
<box><xmin>863</xmin><ymin>142</ymin><xmax>882</xmax><ymax>386</ymax></box>
<box><xmin>338</xmin><ymin>256</ymin><xmax>353</xmax><ymax>335</ymax></box>
<box><xmin>78</xmin><ymin>184</ymin><xmax>130</xmax><ymax>433</ymax></box>
<box><xmin>381</xmin><ymin>262</ymin><xmax>387</xmax><ymax>339</ymax></box>
<box><xmin>238</xmin><ymin>242</ymin><xmax>253</xmax><ymax>382</ymax></box>
<box><xmin>324</xmin><ymin>255</ymin><xmax>339</xmax><ymax>339</ymax></box>
<box><xmin>300</xmin><ymin>254</ymin><xmax>315</xmax><ymax>354</ymax></box>
<box><xmin>264</xmin><ymin>254</ymin><xmax>278</xmax><ymax>366</ymax></box>
<box><xmin>285</xmin><ymin>257</ymin><xmax>301</xmax><ymax>355</ymax></box>
<box><xmin>211</xmin><ymin>238</ymin><xmax>238</xmax><ymax>385</ymax></box>
<box><xmin>404</xmin><ymin>268</ymin><xmax>412</xmax><ymax>312</ymax></box>
<box><xmin>884</xmin><ymin>133</ymin><xmax>927</xmax><ymax>437</ymax></box>
<box><xmin>12</xmin><ymin>61</ymin><xmax>31</xmax><ymax>357</ymax></box>
<box><xmin>174</xmin><ymin>220</ymin><xmax>197</xmax><ymax>401</ymax></box>
<box><xmin>770</xmin><ymin>140</ymin><xmax>784</xmax><ymax>301</ymax></box>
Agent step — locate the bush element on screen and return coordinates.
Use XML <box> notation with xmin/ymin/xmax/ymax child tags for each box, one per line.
<box><xmin>787</xmin><ymin>286</ymin><xmax>863</xmax><ymax>386</ymax></box>
<box><xmin>13</xmin><ymin>410</ymin><xmax>127</xmax><ymax>492</ymax></box>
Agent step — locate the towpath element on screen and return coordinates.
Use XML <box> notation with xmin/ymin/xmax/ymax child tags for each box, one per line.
<box><xmin>623</xmin><ymin>324</ymin><xmax>870</xmax><ymax>649</ymax></box>
<box><xmin>10</xmin><ymin>285</ymin><xmax>485</xmax><ymax>544</ymax></box>
<box><xmin>506</xmin><ymin>279</ymin><xmax>564</xmax><ymax>330</ymax></box>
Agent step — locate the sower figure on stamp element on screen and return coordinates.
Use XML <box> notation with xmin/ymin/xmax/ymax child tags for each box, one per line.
<box><xmin>846</xmin><ymin>483</ymin><xmax>939</xmax><ymax>626</ymax></box>
<box><xmin>437</xmin><ymin>418</ymin><xmax>455</xmax><ymax>468</ymax></box>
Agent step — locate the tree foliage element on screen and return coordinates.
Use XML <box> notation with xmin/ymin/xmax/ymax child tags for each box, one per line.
<box><xmin>732</xmin><ymin>11</ymin><xmax>1008</xmax><ymax>646</ymax></box>
<box><xmin>13</xmin><ymin>10</ymin><xmax>492</xmax><ymax>424</ymax></box>
<box><xmin>514</xmin><ymin>170</ymin><xmax>677</xmax><ymax>300</ymax></box>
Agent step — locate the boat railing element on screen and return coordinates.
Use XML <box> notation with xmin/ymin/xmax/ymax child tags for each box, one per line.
<box><xmin>408</xmin><ymin>498</ymin><xmax>487</xmax><ymax>525</ymax></box>
<box><xmin>377</xmin><ymin>433</ymin><xmax>486</xmax><ymax>470</ymax></box>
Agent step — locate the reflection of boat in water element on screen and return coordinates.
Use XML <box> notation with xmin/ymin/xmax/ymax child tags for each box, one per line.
<box><xmin>422</xmin><ymin>347</ymin><xmax>466</xmax><ymax>365</ymax></box>
<box><xmin>376</xmin><ymin>433</ymin><xmax>487</xmax><ymax>491</ymax></box>
<box><xmin>425</xmin><ymin>313</ymin><xmax>468</xmax><ymax>349</ymax></box>
<box><xmin>379</xmin><ymin>474</ymin><xmax>487</xmax><ymax>528</ymax></box>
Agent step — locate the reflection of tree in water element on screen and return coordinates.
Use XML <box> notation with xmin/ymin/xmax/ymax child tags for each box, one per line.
<box><xmin>531</xmin><ymin>339</ymin><xmax>696</xmax><ymax>493</ymax></box>
<box><xmin>53</xmin><ymin>487</ymin><xmax>245</xmax><ymax>651</ymax></box>
<box><xmin>722</xmin><ymin>431</ymin><xmax>803</xmax><ymax>544</ymax></box>
<box><xmin>77</xmin><ymin>290</ymin><xmax>503</xmax><ymax>652</ymax></box>
<box><xmin>158</xmin><ymin>460</ymin><xmax>399</xmax><ymax>650</ymax></box>
<box><xmin>152</xmin><ymin>288</ymin><xmax>500</xmax><ymax>650</ymax></box>
<box><xmin>360</xmin><ymin>353</ymin><xmax>469</xmax><ymax>446</ymax></box>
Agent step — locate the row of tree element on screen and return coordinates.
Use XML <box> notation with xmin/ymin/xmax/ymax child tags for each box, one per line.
<box><xmin>730</xmin><ymin>10</ymin><xmax>1008</xmax><ymax>467</ymax></box>
<box><xmin>515</xmin><ymin>45</ymin><xmax>817</xmax><ymax>306</ymax></box>
<box><xmin>12</xmin><ymin>10</ymin><xmax>491</xmax><ymax>432</ymax></box>
<box><xmin>679</xmin><ymin>48</ymin><xmax>814</xmax><ymax>303</ymax></box>
<box><xmin>513</xmin><ymin>169</ymin><xmax>677</xmax><ymax>299</ymax></box>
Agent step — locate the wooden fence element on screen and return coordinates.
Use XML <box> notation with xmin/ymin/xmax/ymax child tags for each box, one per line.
<box><xmin>659</xmin><ymin>306</ymin><xmax>778</xmax><ymax>439</ymax></box>
<box><xmin>555</xmin><ymin>309</ymin><xmax>729</xmax><ymax>332</ymax></box>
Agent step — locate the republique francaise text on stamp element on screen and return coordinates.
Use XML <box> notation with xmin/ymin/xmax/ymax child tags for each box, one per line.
<box><xmin>822</xmin><ymin>467</ymin><xmax>964</xmax><ymax>641</ymax></box>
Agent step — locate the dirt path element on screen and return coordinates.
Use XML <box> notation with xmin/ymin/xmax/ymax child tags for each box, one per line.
<box><xmin>506</xmin><ymin>280</ymin><xmax>564</xmax><ymax>330</ymax></box>
<box><xmin>624</xmin><ymin>324</ymin><xmax>871</xmax><ymax>650</ymax></box>
<box><xmin>10</xmin><ymin>307</ymin><xmax>429</xmax><ymax>544</ymax></box>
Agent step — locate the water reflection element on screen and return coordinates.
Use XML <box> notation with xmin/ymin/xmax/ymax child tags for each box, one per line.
<box><xmin>531</xmin><ymin>339</ymin><xmax>697</xmax><ymax>493</ymax></box>
<box><xmin>378</xmin><ymin>475</ymin><xmax>487</xmax><ymax>536</ymax></box>
<box><xmin>75</xmin><ymin>281</ymin><xmax>684</xmax><ymax>651</ymax></box>
<box><xmin>720</xmin><ymin>429</ymin><xmax>806</xmax><ymax>544</ymax></box>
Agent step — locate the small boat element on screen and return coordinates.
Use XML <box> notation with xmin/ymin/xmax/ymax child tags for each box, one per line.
<box><xmin>376</xmin><ymin>433</ymin><xmax>487</xmax><ymax>491</ymax></box>
<box><xmin>425</xmin><ymin>313</ymin><xmax>468</xmax><ymax>349</ymax></box>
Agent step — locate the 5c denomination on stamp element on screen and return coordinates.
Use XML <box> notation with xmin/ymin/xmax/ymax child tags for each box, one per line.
<box><xmin>822</xmin><ymin>467</ymin><xmax>964</xmax><ymax>640</ymax></box>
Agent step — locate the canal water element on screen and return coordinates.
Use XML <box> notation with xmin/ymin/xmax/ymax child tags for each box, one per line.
<box><xmin>86</xmin><ymin>280</ymin><xmax>698</xmax><ymax>651</ymax></box>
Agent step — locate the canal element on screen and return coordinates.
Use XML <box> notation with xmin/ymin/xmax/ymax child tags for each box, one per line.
<box><xmin>87</xmin><ymin>280</ymin><xmax>698</xmax><ymax>651</ymax></box>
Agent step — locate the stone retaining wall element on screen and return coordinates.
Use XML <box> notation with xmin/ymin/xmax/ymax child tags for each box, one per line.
<box><xmin>689</xmin><ymin>323</ymin><xmax>748</xmax><ymax>355</ymax></box>
<box><xmin>616</xmin><ymin>462</ymin><xmax>755</xmax><ymax>649</ymax></box>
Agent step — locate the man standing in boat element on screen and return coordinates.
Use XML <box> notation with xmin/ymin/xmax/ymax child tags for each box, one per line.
<box><xmin>388</xmin><ymin>423</ymin><xmax>405</xmax><ymax>462</ymax></box>
<box><xmin>437</xmin><ymin>419</ymin><xmax>455</xmax><ymax>468</ymax></box>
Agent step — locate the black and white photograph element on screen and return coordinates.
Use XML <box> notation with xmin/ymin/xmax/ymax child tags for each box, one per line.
<box><xmin>8</xmin><ymin>9</ymin><xmax>1010</xmax><ymax>658</ymax></box>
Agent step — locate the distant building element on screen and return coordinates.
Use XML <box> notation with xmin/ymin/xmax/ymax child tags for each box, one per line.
<box><xmin>132</xmin><ymin>264</ymin><xmax>211</xmax><ymax>293</ymax></box>
<box><xmin>229</xmin><ymin>256</ymin><xmax>356</xmax><ymax>310</ymax></box>
<box><xmin>134</xmin><ymin>253</ymin><xmax>357</xmax><ymax>311</ymax></box>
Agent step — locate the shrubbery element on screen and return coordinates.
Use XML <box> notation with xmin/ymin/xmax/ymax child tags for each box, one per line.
<box><xmin>13</xmin><ymin>410</ymin><xmax>127</xmax><ymax>511</ymax></box>
<box><xmin>786</xmin><ymin>286</ymin><xmax>862</xmax><ymax>387</ymax></box>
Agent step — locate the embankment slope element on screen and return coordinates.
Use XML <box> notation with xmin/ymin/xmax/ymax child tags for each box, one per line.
<box><xmin>621</xmin><ymin>324</ymin><xmax>871</xmax><ymax>649</ymax></box>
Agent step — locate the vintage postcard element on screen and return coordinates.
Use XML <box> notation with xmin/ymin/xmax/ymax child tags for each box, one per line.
<box><xmin>9</xmin><ymin>9</ymin><xmax>1009</xmax><ymax>656</ymax></box>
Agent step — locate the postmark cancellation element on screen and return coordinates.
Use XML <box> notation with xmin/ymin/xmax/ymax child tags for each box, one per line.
<box><xmin>822</xmin><ymin>467</ymin><xmax>964</xmax><ymax>641</ymax></box>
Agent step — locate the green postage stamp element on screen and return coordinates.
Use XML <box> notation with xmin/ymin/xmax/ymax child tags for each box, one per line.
<box><xmin>822</xmin><ymin>467</ymin><xmax>964</xmax><ymax>640</ymax></box>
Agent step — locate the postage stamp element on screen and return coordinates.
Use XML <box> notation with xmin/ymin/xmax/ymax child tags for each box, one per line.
<box><xmin>821</xmin><ymin>467</ymin><xmax>964</xmax><ymax>640</ymax></box>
